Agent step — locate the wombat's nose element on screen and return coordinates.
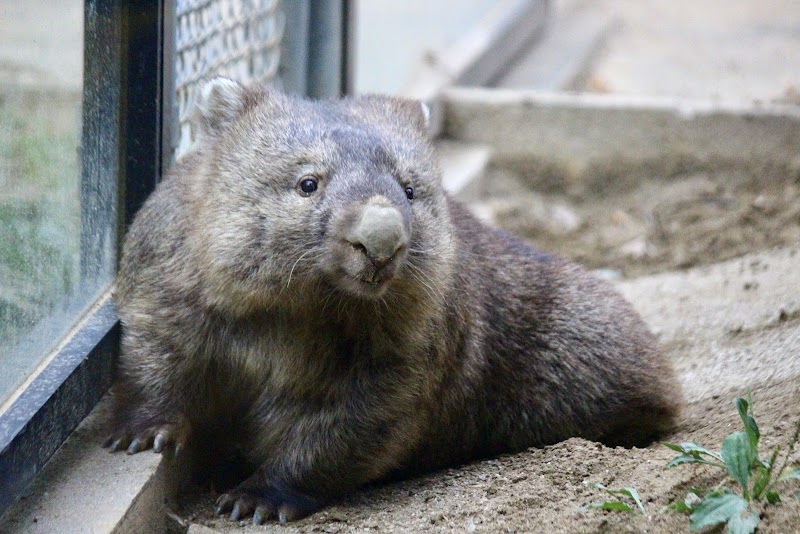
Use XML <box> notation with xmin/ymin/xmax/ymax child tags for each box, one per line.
<box><xmin>346</xmin><ymin>205</ymin><xmax>407</xmax><ymax>269</ymax></box>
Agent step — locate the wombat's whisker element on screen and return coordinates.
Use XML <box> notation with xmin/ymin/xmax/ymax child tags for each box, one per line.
<box><xmin>405</xmin><ymin>263</ymin><xmax>445</xmax><ymax>304</ymax></box>
<box><xmin>408</xmin><ymin>247</ymin><xmax>437</xmax><ymax>255</ymax></box>
<box><xmin>287</xmin><ymin>249</ymin><xmax>320</xmax><ymax>289</ymax></box>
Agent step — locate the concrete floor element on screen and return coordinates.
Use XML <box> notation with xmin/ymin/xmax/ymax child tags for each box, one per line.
<box><xmin>500</xmin><ymin>0</ymin><xmax>800</xmax><ymax>104</ymax></box>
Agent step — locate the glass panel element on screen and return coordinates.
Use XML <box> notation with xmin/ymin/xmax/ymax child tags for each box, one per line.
<box><xmin>0</xmin><ymin>1</ymin><xmax>98</xmax><ymax>406</ymax></box>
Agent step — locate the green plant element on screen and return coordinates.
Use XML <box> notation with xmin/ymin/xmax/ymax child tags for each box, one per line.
<box><xmin>581</xmin><ymin>483</ymin><xmax>645</xmax><ymax>513</ymax></box>
<box><xmin>663</xmin><ymin>392</ymin><xmax>800</xmax><ymax>533</ymax></box>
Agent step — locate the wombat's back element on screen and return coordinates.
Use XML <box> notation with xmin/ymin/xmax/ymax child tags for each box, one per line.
<box><xmin>399</xmin><ymin>200</ymin><xmax>680</xmax><ymax>473</ymax></box>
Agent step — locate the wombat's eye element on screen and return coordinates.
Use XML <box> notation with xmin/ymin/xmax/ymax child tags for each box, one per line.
<box><xmin>404</xmin><ymin>187</ymin><xmax>414</xmax><ymax>200</ymax></box>
<box><xmin>298</xmin><ymin>177</ymin><xmax>318</xmax><ymax>196</ymax></box>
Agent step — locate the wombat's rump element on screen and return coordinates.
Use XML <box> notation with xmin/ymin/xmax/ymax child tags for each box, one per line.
<box><xmin>107</xmin><ymin>78</ymin><xmax>681</xmax><ymax>524</ymax></box>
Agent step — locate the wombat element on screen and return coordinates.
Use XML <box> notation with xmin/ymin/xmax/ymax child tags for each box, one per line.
<box><xmin>106</xmin><ymin>77</ymin><xmax>681</xmax><ymax>524</ymax></box>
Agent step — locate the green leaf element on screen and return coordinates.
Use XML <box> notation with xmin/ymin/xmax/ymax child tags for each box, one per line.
<box><xmin>680</xmin><ymin>442</ymin><xmax>724</xmax><ymax>460</ymax></box>
<box><xmin>664</xmin><ymin>491</ymin><xmax>701</xmax><ymax>514</ymax></box>
<box><xmin>665</xmin><ymin>500</ymin><xmax>693</xmax><ymax>514</ymax></box>
<box><xmin>727</xmin><ymin>510</ymin><xmax>760</xmax><ymax>534</ymax></box>
<box><xmin>689</xmin><ymin>493</ymin><xmax>748</xmax><ymax>531</ymax></box>
<box><xmin>683</xmin><ymin>442</ymin><xmax>717</xmax><ymax>454</ymax></box>
<box><xmin>614</xmin><ymin>487</ymin><xmax>644</xmax><ymax>513</ymax></box>
<box><xmin>663</xmin><ymin>442</ymin><xmax>726</xmax><ymax>468</ymax></box>
<box><xmin>666</xmin><ymin>454</ymin><xmax>700</xmax><ymax>468</ymax></box>
<box><xmin>667</xmin><ymin>501</ymin><xmax>692</xmax><ymax>513</ymax></box>
<box><xmin>766</xmin><ymin>491</ymin><xmax>781</xmax><ymax>504</ymax></box>
<box><xmin>582</xmin><ymin>501</ymin><xmax>634</xmax><ymax>512</ymax></box>
<box><xmin>778</xmin><ymin>467</ymin><xmax>800</xmax><ymax>482</ymax></box>
<box><xmin>736</xmin><ymin>397</ymin><xmax>760</xmax><ymax>451</ymax></box>
<box><xmin>722</xmin><ymin>432</ymin><xmax>754</xmax><ymax>494</ymax></box>
<box><xmin>704</xmin><ymin>488</ymin><xmax>729</xmax><ymax>498</ymax></box>
<box><xmin>592</xmin><ymin>484</ymin><xmax>645</xmax><ymax>513</ymax></box>
<box><xmin>752</xmin><ymin>466</ymin><xmax>771</xmax><ymax>500</ymax></box>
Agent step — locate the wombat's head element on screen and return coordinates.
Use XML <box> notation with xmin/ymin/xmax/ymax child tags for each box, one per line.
<box><xmin>190</xmin><ymin>78</ymin><xmax>453</xmax><ymax>314</ymax></box>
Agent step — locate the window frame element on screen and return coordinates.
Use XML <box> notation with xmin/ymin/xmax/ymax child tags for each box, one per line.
<box><xmin>280</xmin><ymin>0</ymin><xmax>354</xmax><ymax>97</ymax></box>
<box><xmin>0</xmin><ymin>0</ymin><xmax>173</xmax><ymax>516</ymax></box>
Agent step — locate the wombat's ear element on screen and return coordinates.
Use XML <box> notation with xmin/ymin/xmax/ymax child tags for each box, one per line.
<box><xmin>191</xmin><ymin>77</ymin><xmax>264</xmax><ymax>139</ymax></box>
<box><xmin>354</xmin><ymin>95</ymin><xmax>431</xmax><ymax>133</ymax></box>
<box><xmin>404</xmin><ymin>100</ymin><xmax>431</xmax><ymax>131</ymax></box>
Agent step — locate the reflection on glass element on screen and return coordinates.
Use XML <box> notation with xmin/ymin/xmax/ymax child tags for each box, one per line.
<box><xmin>0</xmin><ymin>2</ymin><xmax>86</xmax><ymax>405</ymax></box>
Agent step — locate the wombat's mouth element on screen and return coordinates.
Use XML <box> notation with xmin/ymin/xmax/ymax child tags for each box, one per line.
<box><xmin>333</xmin><ymin>244</ymin><xmax>405</xmax><ymax>299</ymax></box>
<box><xmin>347</xmin><ymin>264</ymin><xmax>399</xmax><ymax>297</ymax></box>
<box><xmin>355</xmin><ymin>276</ymin><xmax>390</xmax><ymax>293</ymax></box>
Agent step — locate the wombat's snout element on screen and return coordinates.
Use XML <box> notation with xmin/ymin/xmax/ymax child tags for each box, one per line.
<box><xmin>345</xmin><ymin>204</ymin><xmax>408</xmax><ymax>273</ymax></box>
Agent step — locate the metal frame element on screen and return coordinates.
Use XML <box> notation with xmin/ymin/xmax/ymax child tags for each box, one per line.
<box><xmin>0</xmin><ymin>0</ymin><xmax>171</xmax><ymax>517</ymax></box>
<box><xmin>281</xmin><ymin>0</ymin><xmax>354</xmax><ymax>97</ymax></box>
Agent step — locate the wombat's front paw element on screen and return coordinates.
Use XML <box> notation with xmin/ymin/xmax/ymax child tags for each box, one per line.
<box><xmin>103</xmin><ymin>418</ymin><xmax>191</xmax><ymax>455</ymax></box>
<box><xmin>214</xmin><ymin>481</ymin><xmax>324</xmax><ymax>524</ymax></box>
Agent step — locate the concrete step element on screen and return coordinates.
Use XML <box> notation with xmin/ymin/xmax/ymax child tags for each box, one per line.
<box><xmin>496</xmin><ymin>0</ymin><xmax>619</xmax><ymax>91</ymax></box>
<box><xmin>442</xmin><ymin>87</ymin><xmax>800</xmax><ymax>196</ymax></box>
<box><xmin>0</xmin><ymin>397</ymin><xmax>182</xmax><ymax>534</ymax></box>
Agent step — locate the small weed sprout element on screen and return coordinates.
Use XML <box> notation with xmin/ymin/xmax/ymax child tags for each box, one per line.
<box><xmin>663</xmin><ymin>391</ymin><xmax>800</xmax><ymax>533</ymax></box>
<box><xmin>581</xmin><ymin>483</ymin><xmax>645</xmax><ymax>514</ymax></box>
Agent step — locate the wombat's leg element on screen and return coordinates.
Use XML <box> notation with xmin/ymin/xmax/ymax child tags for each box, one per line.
<box><xmin>215</xmin><ymin>411</ymin><xmax>407</xmax><ymax>523</ymax></box>
<box><xmin>104</xmin><ymin>337</ymin><xmax>196</xmax><ymax>455</ymax></box>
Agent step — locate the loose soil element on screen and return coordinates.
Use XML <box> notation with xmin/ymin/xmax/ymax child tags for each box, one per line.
<box><xmin>470</xmin><ymin>166</ymin><xmax>800</xmax><ymax>278</ymax></box>
<box><xmin>182</xmin><ymin>170</ymin><xmax>800</xmax><ymax>533</ymax></box>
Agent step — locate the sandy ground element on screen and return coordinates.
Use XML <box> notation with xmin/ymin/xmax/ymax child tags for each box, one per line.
<box><xmin>180</xmin><ymin>174</ymin><xmax>800</xmax><ymax>532</ymax></box>
<box><xmin>473</xmin><ymin>166</ymin><xmax>800</xmax><ymax>278</ymax></box>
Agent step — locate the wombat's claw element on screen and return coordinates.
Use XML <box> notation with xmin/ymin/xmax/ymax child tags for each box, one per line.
<box><xmin>214</xmin><ymin>486</ymin><xmax>322</xmax><ymax>524</ymax></box>
<box><xmin>252</xmin><ymin>505</ymin><xmax>272</xmax><ymax>525</ymax></box>
<box><xmin>151</xmin><ymin>425</ymin><xmax>187</xmax><ymax>454</ymax></box>
<box><xmin>214</xmin><ymin>493</ymin><xmax>239</xmax><ymax>517</ymax></box>
<box><xmin>216</xmin><ymin>493</ymin><xmax>260</xmax><ymax>523</ymax></box>
<box><xmin>126</xmin><ymin>436</ymin><xmax>153</xmax><ymax>454</ymax></box>
<box><xmin>104</xmin><ymin>421</ymin><xmax>189</xmax><ymax>455</ymax></box>
<box><xmin>103</xmin><ymin>434</ymin><xmax>132</xmax><ymax>452</ymax></box>
<box><xmin>212</xmin><ymin>493</ymin><xmax>281</xmax><ymax>525</ymax></box>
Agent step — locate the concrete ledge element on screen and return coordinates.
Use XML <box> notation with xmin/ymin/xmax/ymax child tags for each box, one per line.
<box><xmin>0</xmin><ymin>396</ymin><xmax>179</xmax><ymax>534</ymax></box>
<box><xmin>443</xmin><ymin>87</ymin><xmax>800</xmax><ymax>195</ymax></box>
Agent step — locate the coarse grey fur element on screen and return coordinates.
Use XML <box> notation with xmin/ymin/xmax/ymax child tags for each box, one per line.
<box><xmin>107</xmin><ymin>78</ymin><xmax>681</xmax><ymax>524</ymax></box>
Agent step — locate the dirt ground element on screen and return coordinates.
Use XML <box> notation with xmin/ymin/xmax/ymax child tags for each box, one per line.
<box><xmin>180</xmin><ymin>165</ymin><xmax>800</xmax><ymax>533</ymax></box>
<box><xmin>471</xmin><ymin>166</ymin><xmax>800</xmax><ymax>278</ymax></box>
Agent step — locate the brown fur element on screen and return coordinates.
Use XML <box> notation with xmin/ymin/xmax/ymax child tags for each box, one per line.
<box><xmin>108</xmin><ymin>78</ymin><xmax>681</xmax><ymax>524</ymax></box>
